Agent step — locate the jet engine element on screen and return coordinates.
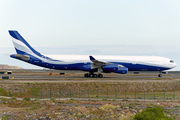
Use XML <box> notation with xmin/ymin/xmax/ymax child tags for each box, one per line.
<box><xmin>102</xmin><ymin>64</ymin><xmax>119</xmax><ymax>72</ymax></box>
<box><xmin>114</xmin><ymin>67</ymin><xmax>128</xmax><ymax>74</ymax></box>
<box><xmin>102</xmin><ymin>64</ymin><xmax>128</xmax><ymax>74</ymax></box>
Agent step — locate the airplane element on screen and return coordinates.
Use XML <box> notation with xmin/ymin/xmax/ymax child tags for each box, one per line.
<box><xmin>9</xmin><ymin>30</ymin><xmax>177</xmax><ymax>78</ymax></box>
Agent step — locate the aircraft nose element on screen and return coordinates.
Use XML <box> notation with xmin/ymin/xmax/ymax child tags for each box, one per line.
<box><xmin>173</xmin><ymin>62</ymin><xmax>177</xmax><ymax>68</ymax></box>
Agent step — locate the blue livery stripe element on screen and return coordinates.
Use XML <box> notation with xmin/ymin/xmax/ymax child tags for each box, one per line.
<box><xmin>9</xmin><ymin>30</ymin><xmax>42</xmax><ymax>57</ymax></box>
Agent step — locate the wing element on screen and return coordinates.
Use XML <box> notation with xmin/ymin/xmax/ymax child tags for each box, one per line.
<box><xmin>89</xmin><ymin>56</ymin><xmax>109</xmax><ymax>69</ymax></box>
<box><xmin>89</xmin><ymin>56</ymin><xmax>124</xmax><ymax>69</ymax></box>
<box><xmin>89</xmin><ymin>56</ymin><xmax>126</xmax><ymax>74</ymax></box>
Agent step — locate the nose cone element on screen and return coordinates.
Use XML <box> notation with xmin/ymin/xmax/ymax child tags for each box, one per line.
<box><xmin>174</xmin><ymin>62</ymin><xmax>177</xmax><ymax>68</ymax></box>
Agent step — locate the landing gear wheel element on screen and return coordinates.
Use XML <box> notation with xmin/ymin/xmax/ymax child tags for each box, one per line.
<box><xmin>158</xmin><ymin>74</ymin><xmax>162</xmax><ymax>77</ymax></box>
<box><xmin>98</xmin><ymin>74</ymin><xmax>103</xmax><ymax>78</ymax></box>
<box><xmin>93</xmin><ymin>74</ymin><xmax>97</xmax><ymax>78</ymax></box>
<box><xmin>89</xmin><ymin>74</ymin><xmax>94</xmax><ymax>78</ymax></box>
<box><xmin>84</xmin><ymin>73</ymin><xmax>89</xmax><ymax>77</ymax></box>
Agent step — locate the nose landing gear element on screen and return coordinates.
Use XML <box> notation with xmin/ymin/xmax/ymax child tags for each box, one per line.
<box><xmin>158</xmin><ymin>71</ymin><xmax>162</xmax><ymax>77</ymax></box>
<box><xmin>158</xmin><ymin>74</ymin><xmax>162</xmax><ymax>77</ymax></box>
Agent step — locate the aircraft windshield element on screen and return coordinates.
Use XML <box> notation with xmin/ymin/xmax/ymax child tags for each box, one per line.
<box><xmin>170</xmin><ymin>60</ymin><xmax>174</xmax><ymax>63</ymax></box>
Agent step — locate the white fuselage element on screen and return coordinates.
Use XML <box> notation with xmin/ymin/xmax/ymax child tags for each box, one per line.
<box><xmin>45</xmin><ymin>54</ymin><xmax>177</xmax><ymax>70</ymax></box>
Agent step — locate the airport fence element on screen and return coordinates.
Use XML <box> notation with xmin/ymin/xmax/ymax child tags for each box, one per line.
<box><xmin>1</xmin><ymin>88</ymin><xmax>180</xmax><ymax>100</ymax></box>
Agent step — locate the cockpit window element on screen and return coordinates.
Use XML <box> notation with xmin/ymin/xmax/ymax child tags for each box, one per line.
<box><xmin>170</xmin><ymin>60</ymin><xmax>174</xmax><ymax>63</ymax></box>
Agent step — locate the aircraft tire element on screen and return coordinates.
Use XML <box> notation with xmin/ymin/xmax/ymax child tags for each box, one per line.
<box><xmin>84</xmin><ymin>73</ymin><xmax>89</xmax><ymax>77</ymax></box>
<box><xmin>93</xmin><ymin>74</ymin><xmax>97</xmax><ymax>78</ymax></box>
<box><xmin>158</xmin><ymin>74</ymin><xmax>162</xmax><ymax>77</ymax></box>
<box><xmin>89</xmin><ymin>74</ymin><xmax>94</xmax><ymax>78</ymax></box>
<box><xmin>98</xmin><ymin>74</ymin><xmax>103</xmax><ymax>78</ymax></box>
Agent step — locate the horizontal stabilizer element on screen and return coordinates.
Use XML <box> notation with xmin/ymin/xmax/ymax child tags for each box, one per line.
<box><xmin>11</xmin><ymin>54</ymin><xmax>30</xmax><ymax>61</ymax></box>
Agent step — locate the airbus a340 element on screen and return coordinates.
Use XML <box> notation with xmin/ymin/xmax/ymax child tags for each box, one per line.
<box><xmin>9</xmin><ymin>30</ymin><xmax>177</xmax><ymax>78</ymax></box>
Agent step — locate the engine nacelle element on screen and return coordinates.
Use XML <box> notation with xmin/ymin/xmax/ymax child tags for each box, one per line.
<box><xmin>102</xmin><ymin>64</ymin><xmax>119</xmax><ymax>72</ymax></box>
<box><xmin>114</xmin><ymin>67</ymin><xmax>128</xmax><ymax>74</ymax></box>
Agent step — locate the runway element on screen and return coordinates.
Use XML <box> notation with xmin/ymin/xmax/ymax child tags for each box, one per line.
<box><xmin>1</xmin><ymin>72</ymin><xmax>180</xmax><ymax>79</ymax></box>
<box><xmin>0</xmin><ymin>71</ymin><xmax>180</xmax><ymax>83</ymax></box>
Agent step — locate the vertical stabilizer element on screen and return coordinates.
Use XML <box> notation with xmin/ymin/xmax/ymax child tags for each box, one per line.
<box><xmin>9</xmin><ymin>30</ymin><xmax>41</xmax><ymax>57</ymax></box>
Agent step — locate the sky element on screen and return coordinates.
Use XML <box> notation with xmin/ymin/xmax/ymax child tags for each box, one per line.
<box><xmin>0</xmin><ymin>0</ymin><xmax>180</xmax><ymax>70</ymax></box>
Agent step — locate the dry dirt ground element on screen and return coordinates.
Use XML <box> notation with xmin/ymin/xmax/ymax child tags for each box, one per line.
<box><xmin>0</xmin><ymin>98</ymin><xmax>179</xmax><ymax>119</ymax></box>
<box><xmin>0</xmin><ymin>71</ymin><xmax>180</xmax><ymax>119</ymax></box>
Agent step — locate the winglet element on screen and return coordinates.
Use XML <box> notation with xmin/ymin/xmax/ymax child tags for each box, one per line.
<box><xmin>89</xmin><ymin>56</ymin><xmax>96</xmax><ymax>61</ymax></box>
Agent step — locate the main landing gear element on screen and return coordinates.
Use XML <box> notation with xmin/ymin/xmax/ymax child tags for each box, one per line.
<box><xmin>84</xmin><ymin>73</ymin><xmax>103</xmax><ymax>78</ymax></box>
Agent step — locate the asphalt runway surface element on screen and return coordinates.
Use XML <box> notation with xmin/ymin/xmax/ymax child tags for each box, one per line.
<box><xmin>0</xmin><ymin>73</ymin><xmax>179</xmax><ymax>79</ymax></box>
<box><xmin>0</xmin><ymin>72</ymin><xmax>180</xmax><ymax>83</ymax></box>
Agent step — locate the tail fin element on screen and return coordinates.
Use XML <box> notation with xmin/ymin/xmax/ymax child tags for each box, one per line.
<box><xmin>9</xmin><ymin>30</ymin><xmax>41</xmax><ymax>56</ymax></box>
